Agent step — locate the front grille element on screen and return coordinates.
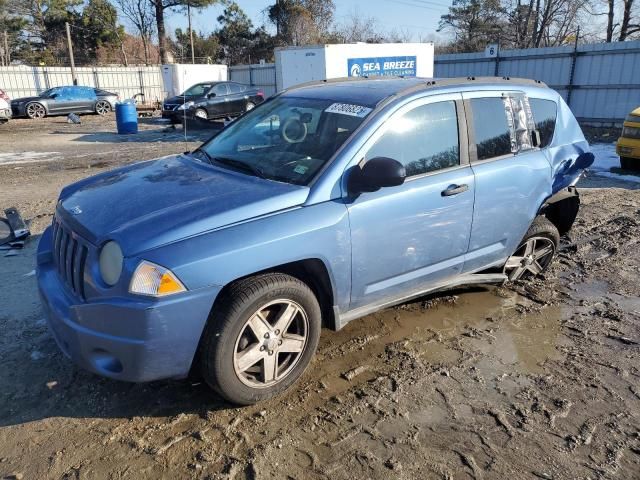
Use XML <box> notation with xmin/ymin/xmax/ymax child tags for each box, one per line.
<box><xmin>52</xmin><ymin>217</ymin><xmax>88</xmax><ymax>300</ymax></box>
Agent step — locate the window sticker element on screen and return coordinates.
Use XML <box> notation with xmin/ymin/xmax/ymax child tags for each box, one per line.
<box><xmin>293</xmin><ymin>165</ymin><xmax>309</xmax><ymax>175</ymax></box>
<box><xmin>325</xmin><ymin>103</ymin><xmax>372</xmax><ymax>118</ymax></box>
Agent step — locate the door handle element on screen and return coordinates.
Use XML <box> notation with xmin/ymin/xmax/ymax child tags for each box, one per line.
<box><xmin>441</xmin><ymin>184</ymin><xmax>469</xmax><ymax>196</ymax></box>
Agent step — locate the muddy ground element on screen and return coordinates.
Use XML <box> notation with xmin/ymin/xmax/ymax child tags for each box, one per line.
<box><xmin>0</xmin><ymin>116</ymin><xmax>639</xmax><ymax>480</ymax></box>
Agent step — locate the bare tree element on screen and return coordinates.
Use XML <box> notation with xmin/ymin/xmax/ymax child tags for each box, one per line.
<box><xmin>333</xmin><ymin>10</ymin><xmax>385</xmax><ymax>43</ymax></box>
<box><xmin>114</xmin><ymin>0</ymin><xmax>155</xmax><ymax>63</ymax></box>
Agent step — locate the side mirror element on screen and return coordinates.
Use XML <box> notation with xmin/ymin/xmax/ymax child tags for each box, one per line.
<box><xmin>531</xmin><ymin>129</ymin><xmax>541</xmax><ymax>148</ymax></box>
<box><xmin>575</xmin><ymin>152</ymin><xmax>595</xmax><ymax>169</ymax></box>
<box><xmin>349</xmin><ymin>157</ymin><xmax>406</xmax><ymax>194</ymax></box>
<box><xmin>207</xmin><ymin>92</ymin><xmax>216</xmax><ymax>98</ymax></box>
<box><xmin>50</xmin><ymin>93</ymin><xmax>58</xmax><ymax>99</ymax></box>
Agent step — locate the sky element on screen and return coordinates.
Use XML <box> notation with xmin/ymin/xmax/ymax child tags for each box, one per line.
<box><xmin>164</xmin><ymin>0</ymin><xmax>452</xmax><ymax>43</ymax></box>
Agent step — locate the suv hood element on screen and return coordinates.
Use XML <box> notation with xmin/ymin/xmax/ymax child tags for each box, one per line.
<box><xmin>164</xmin><ymin>95</ymin><xmax>199</xmax><ymax>105</ymax></box>
<box><xmin>57</xmin><ymin>154</ymin><xmax>310</xmax><ymax>255</ymax></box>
<box><xmin>11</xmin><ymin>96</ymin><xmax>41</xmax><ymax>104</ymax></box>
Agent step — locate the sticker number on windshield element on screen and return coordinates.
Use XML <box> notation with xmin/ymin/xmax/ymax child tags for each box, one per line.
<box><xmin>325</xmin><ymin>103</ymin><xmax>372</xmax><ymax>118</ymax></box>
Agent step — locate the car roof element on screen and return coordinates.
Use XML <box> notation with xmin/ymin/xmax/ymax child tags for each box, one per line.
<box><xmin>282</xmin><ymin>76</ymin><xmax>549</xmax><ymax>107</ymax></box>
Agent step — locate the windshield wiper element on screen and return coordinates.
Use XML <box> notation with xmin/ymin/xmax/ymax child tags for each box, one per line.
<box><xmin>211</xmin><ymin>156</ymin><xmax>266</xmax><ymax>179</ymax></box>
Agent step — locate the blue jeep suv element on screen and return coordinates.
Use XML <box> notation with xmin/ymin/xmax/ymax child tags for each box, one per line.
<box><xmin>37</xmin><ymin>77</ymin><xmax>593</xmax><ymax>404</ymax></box>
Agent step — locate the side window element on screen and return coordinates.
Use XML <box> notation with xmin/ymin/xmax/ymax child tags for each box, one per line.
<box><xmin>365</xmin><ymin>101</ymin><xmax>459</xmax><ymax>177</ymax></box>
<box><xmin>228</xmin><ymin>83</ymin><xmax>242</xmax><ymax>94</ymax></box>
<box><xmin>212</xmin><ymin>83</ymin><xmax>228</xmax><ymax>96</ymax></box>
<box><xmin>470</xmin><ymin>98</ymin><xmax>513</xmax><ymax>160</ymax></box>
<box><xmin>530</xmin><ymin>98</ymin><xmax>557</xmax><ymax>148</ymax></box>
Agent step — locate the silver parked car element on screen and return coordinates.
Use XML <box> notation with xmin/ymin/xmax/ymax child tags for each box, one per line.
<box><xmin>11</xmin><ymin>86</ymin><xmax>118</xmax><ymax>119</ymax></box>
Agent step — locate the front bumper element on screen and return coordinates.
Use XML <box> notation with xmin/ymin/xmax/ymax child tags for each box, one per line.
<box><xmin>37</xmin><ymin>226</ymin><xmax>220</xmax><ymax>382</ymax></box>
<box><xmin>617</xmin><ymin>137</ymin><xmax>640</xmax><ymax>159</ymax></box>
<box><xmin>10</xmin><ymin>104</ymin><xmax>24</xmax><ymax>117</ymax></box>
<box><xmin>0</xmin><ymin>108</ymin><xmax>11</xmax><ymax>120</ymax></box>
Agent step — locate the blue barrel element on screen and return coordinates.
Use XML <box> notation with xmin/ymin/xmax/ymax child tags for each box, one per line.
<box><xmin>115</xmin><ymin>100</ymin><xmax>138</xmax><ymax>134</ymax></box>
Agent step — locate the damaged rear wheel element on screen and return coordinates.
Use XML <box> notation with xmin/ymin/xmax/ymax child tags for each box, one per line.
<box><xmin>505</xmin><ymin>216</ymin><xmax>559</xmax><ymax>281</ymax></box>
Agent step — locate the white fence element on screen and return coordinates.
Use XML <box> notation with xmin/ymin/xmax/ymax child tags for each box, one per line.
<box><xmin>229</xmin><ymin>63</ymin><xmax>277</xmax><ymax>97</ymax></box>
<box><xmin>0</xmin><ymin>65</ymin><xmax>164</xmax><ymax>103</ymax></box>
<box><xmin>435</xmin><ymin>40</ymin><xmax>640</xmax><ymax>124</ymax></box>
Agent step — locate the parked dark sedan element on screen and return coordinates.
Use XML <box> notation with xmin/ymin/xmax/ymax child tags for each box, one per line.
<box><xmin>162</xmin><ymin>81</ymin><xmax>264</xmax><ymax>124</ymax></box>
<box><xmin>11</xmin><ymin>86</ymin><xmax>118</xmax><ymax>119</ymax></box>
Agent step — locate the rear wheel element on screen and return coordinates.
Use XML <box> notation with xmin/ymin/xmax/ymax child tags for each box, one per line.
<box><xmin>95</xmin><ymin>100</ymin><xmax>111</xmax><ymax>116</ymax></box>
<box><xmin>200</xmin><ymin>273</ymin><xmax>321</xmax><ymax>405</ymax></box>
<box><xmin>505</xmin><ymin>216</ymin><xmax>559</xmax><ymax>281</ymax></box>
<box><xmin>25</xmin><ymin>102</ymin><xmax>46</xmax><ymax>119</ymax></box>
<box><xmin>620</xmin><ymin>157</ymin><xmax>636</xmax><ymax>170</ymax></box>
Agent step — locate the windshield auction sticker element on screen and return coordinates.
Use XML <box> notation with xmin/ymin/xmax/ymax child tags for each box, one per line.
<box><xmin>325</xmin><ymin>103</ymin><xmax>373</xmax><ymax>117</ymax></box>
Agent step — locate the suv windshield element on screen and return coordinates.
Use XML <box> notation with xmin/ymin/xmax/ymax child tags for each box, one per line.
<box><xmin>199</xmin><ymin>96</ymin><xmax>373</xmax><ymax>185</ymax></box>
<box><xmin>182</xmin><ymin>83</ymin><xmax>214</xmax><ymax>96</ymax></box>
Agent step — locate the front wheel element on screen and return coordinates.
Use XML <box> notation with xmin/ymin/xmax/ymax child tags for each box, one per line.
<box><xmin>620</xmin><ymin>157</ymin><xmax>636</xmax><ymax>170</ymax></box>
<box><xmin>26</xmin><ymin>102</ymin><xmax>46</xmax><ymax>119</ymax></box>
<box><xmin>194</xmin><ymin>108</ymin><xmax>208</xmax><ymax>120</ymax></box>
<box><xmin>505</xmin><ymin>216</ymin><xmax>559</xmax><ymax>281</ymax></box>
<box><xmin>245</xmin><ymin>101</ymin><xmax>255</xmax><ymax>112</ymax></box>
<box><xmin>200</xmin><ymin>273</ymin><xmax>321</xmax><ymax>405</ymax></box>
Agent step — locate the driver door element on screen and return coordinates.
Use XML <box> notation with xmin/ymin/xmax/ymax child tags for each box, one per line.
<box><xmin>346</xmin><ymin>94</ymin><xmax>476</xmax><ymax>310</ymax></box>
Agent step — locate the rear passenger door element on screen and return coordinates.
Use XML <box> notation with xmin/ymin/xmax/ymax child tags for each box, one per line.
<box><xmin>461</xmin><ymin>91</ymin><xmax>552</xmax><ymax>273</ymax></box>
<box><xmin>347</xmin><ymin>94</ymin><xmax>476</xmax><ymax>310</ymax></box>
<box><xmin>227</xmin><ymin>82</ymin><xmax>248</xmax><ymax>114</ymax></box>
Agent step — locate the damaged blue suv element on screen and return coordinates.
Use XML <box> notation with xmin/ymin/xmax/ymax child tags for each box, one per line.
<box><xmin>37</xmin><ymin>77</ymin><xmax>593</xmax><ymax>405</ymax></box>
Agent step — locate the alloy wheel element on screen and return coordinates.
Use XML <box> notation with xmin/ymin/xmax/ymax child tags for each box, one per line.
<box><xmin>233</xmin><ymin>299</ymin><xmax>308</xmax><ymax>388</ymax></box>
<box><xmin>96</xmin><ymin>101</ymin><xmax>111</xmax><ymax>115</ymax></box>
<box><xmin>26</xmin><ymin>103</ymin><xmax>45</xmax><ymax>119</ymax></box>
<box><xmin>195</xmin><ymin>109</ymin><xmax>208</xmax><ymax>119</ymax></box>
<box><xmin>246</xmin><ymin>102</ymin><xmax>255</xmax><ymax>112</ymax></box>
<box><xmin>505</xmin><ymin>236</ymin><xmax>555</xmax><ymax>281</ymax></box>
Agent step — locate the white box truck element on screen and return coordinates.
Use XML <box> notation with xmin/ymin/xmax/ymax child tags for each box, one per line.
<box><xmin>274</xmin><ymin>43</ymin><xmax>434</xmax><ymax>91</ymax></box>
<box><xmin>161</xmin><ymin>64</ymin><xmax>228</xmax><ymax>98</ymax></box>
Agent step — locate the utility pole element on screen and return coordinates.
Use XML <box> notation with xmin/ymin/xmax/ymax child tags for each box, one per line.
<box><xmin>188</xmin><ymin>3</ymin><xmax>195</xmax><ymax>64</ymax></box>
<box><xmin>276</xmin><ymin>0</ymin><xmax>280</xmax><ymax>37</ymax></box>
<box><xmin>65</xmin><ymin>22</ymin><xmax>78</xmax><ymax>85</ymax></box>
<box><xmin>2</xmin><ymin>31</ymin><xmax>9</xmax><ymax>66</ymax></box>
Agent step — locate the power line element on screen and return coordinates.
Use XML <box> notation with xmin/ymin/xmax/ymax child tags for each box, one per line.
<box><xmin>387</xmin><ymin>0</ymin><xmax>447</xmax><ymax>12</ymax></box>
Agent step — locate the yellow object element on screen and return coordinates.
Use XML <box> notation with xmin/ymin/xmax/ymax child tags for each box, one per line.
<box><xmin>617</xmin><ymin>107</ymin><xmax>640</xmax><ymax>162</ymax></box>
<box><xmin>158</xmin><ymin>272</ymin><xmax>185</xmax><ymax>295</ymax></box>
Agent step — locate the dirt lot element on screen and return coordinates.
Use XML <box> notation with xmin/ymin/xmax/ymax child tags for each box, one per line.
<box><xmin>0</xmin><ymin>116</ymin><xmax>639</xmax><ymax>480</ymax></box>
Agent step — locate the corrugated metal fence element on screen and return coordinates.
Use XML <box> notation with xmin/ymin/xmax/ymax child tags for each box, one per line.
<box><xmin>0</xmin><ymin>65</ymin><xmax>163</xmax><ymax>102</ymax></box>
<box><xmin>229</xmin><ymin>63</ymin><xmax>277</xmax><ymax>97</ymax></box>
<box><xmin>435</xmin><ymin>40</ymin><xmax>640</xmax><ymax>124</ymax></box>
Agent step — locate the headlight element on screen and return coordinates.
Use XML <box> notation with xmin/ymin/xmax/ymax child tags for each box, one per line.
<box><xmin>177</xmin><ymin>101</ymin><xmax>194</xmax><ymax>111</ymax></box>
<box><xmin>129</xmin><ymin>260</ymin><xmax>186</xmax><ymax>297</ymax></box>
<box><xmin>99</xmin><ymin>241</ymin><xmax>123</xmax><ymax>286</ymax></box>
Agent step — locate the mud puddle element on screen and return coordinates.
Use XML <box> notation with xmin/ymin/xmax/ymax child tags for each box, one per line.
<box><xmin>311</xmin><ymin>287</ymin><xmax>565</xmax><ymax>404</ymax></box>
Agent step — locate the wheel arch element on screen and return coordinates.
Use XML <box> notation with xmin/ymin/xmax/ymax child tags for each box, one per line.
<box><xmin>538</xmin><ymin>186</ymin><xmax>580</xmax><ymax>235</ymax></box>
<box><xmin>210</xmin><ymin>258</ymin><xmax>337</xmax><ymax>331</ymax></box>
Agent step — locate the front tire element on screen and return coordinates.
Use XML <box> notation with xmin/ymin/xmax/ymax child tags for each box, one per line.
<box><xmin>245</xmin><ymin>101</ymin><xmax>256</xmax><ymax>112</ymax></box>
<box><xmin>25</xmin><ymin>102</ymin><xmax>46</xmax><ymax>119</ymax></box>
<box><xmin>194</xmin><ymin>108</ymin><xmax>208</xmax><ymax>120</ymax></box>
<box><xmin>620</xmin><ymin>157</ymin><xmax>636</xmax><ymax>170</ymax></box>
<box><xmin>505</xmin><ymin>216</ymin><xmax>559</xmax><ymax>281</ymax></box>
<box><xmin>200</xmin><ymin>273</ymin><xmax>321</xmax><ymax>405</ymax></box>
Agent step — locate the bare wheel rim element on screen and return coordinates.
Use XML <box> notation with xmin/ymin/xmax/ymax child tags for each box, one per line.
<box><xmin>195</xmin><ymin>109</ymin><xmax>207</xmax><ymax>119</ymax></box>
<box><xmin>505</xmin><ymin>236</ymin><xmax>555</xmax><ymax>281</ymax></box>
<box><xmin>96</xmin><ymin>101</ymin><xmax>110</xmax><ymax>115</ymax></box>
<box><xmin>233</xmin><ymin>299</ymin><xmax>309</xmax><ymax>389</ymax></box>
<box><xmin>246</xmin><ymin>102</ymin><xmax>255</xmax><ymax>111</ymax></box>
<box><xmin>26</xmin><ymin>103</ymin><xmax>45</xmax><ymax>119</ymax></box>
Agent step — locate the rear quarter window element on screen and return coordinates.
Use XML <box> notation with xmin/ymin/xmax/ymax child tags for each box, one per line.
<box><xmin>529</xmin><ymin>98</ymin><xmax>557</xmax><ymax>148</ymax></box>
